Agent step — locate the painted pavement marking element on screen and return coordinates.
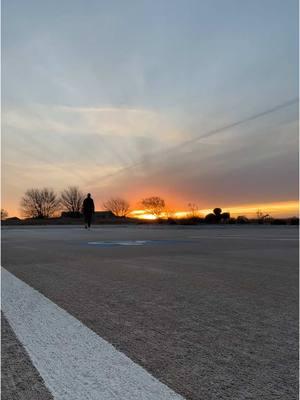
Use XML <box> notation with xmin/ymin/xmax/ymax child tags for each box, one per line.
<box><xmin>2</xmin><ymin>268</ymin><xmax>184</xmax><ymax>400</ymax></box>
<box><xmin>87</xmin><ymin>240</ymin><xmax>191</xmax><ymax>247</ymax></box>
<box><xmin>88</xmin><ymin>240</ymin><xmax>148</xmax><ymax>246</ymax></box>
<box><xmin>189</xmin><ymin>235</ymin><xmax>298</xmax><ymax>241</ymax></box>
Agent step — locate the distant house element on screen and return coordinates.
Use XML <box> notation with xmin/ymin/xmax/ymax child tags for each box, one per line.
<box><xmin>61</xmin><ymin>211</ymin><xmax>116</xmax><ymax>219</ymax></box>
<box><xmin>61</xmin><ymin>211</ymin><xmax>81</xmax><ymax>218</ymax></box>
<box><xmin>2</xmin><ymin>216</ymin><xmax>21</xmax><ymax>224</ymax></box>
<box><xmin>94</xmin><ymin>211</ymin><xmax>116</xmax><ymax>219</ymax></box>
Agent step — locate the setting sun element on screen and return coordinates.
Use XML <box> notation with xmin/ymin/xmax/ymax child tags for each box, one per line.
<box><xmin>1</xmin><ymin>2</ymin><xmax>298</xmax><ymax>400</ymax></box>
<box><xmin>128</xmin><ymin>200</ymin><xmax>299</xmax><ymax>220</ymax></box>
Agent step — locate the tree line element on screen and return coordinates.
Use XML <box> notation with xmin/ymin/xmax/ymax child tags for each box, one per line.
<box><xmin>11</xmin><ymin>187</ymin><xmax>177</xmax><ymax>220</ymax></box>
<box><xmin>1</xmin><ymin>187</ymin><xmax>166</xmax><ymax>220</ymax></box>
<box><xmin>16</xmin><ymin>186</ymin><xmax>132</xmax><ymax>219</ymax></box>
<box><xmin>1</xmin><ymin>186</ymin><xmax>298</xmax><ymax>225</ymax></box>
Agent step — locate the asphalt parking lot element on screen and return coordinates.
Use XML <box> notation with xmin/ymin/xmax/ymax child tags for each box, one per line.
<box><xmin>1</xmin><ymin>225</ymin><xmax>299</xmax><ymax>400</ymax></box>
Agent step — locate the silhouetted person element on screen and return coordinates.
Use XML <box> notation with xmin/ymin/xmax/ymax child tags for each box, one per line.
<box><xmin>82</xmin><ymin>193</ymin><xmax>95</xmax><ymax>229</ymax></box>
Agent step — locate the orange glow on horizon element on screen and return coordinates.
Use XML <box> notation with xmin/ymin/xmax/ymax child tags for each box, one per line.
<box><xmin>130</xmin><ymin>210</ymin><xmax>157</xmax><ymax>220</ymax></box>
<box><xmin>2</xmin><ymin>200</ymin><xmax>299</xmax><ymax>220</ymax></box>
<box><xmin>130</xmin><ymin>200</ymin><xmax>299</xmax><ymax>220</ymax></box>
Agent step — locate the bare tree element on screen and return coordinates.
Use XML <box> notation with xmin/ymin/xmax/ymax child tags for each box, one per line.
<box><xmin>1</xmin><ymin>209</ymin><xmax>8</xmax><ymax>220</ymax></box>
<box><xmin>187</xmin><ymin>202</ymin><xmax>200</xmax><ymax>218</ymax></box>
<box><xmin>60</xmin><ymin>186</ymin><xmax>84</xmax><ymax>215</ymax></box>
<box><xmin>165</xmin><ymin>208</ymin><xmax>176</xmax><ymax>219</ymax></box>
<box><xmin>237</xmin><ymin>216</ymin><xmax>249</xmax><ymax>224</ymax></box>
<box><xmin>256</xmin><ymin>209</ymin><xmax>270</xmax><ymax>223</ymax></box>
<box><xmin>141</xmin><ymin>196</ymin><xmax>165</xmax><ymax>218</ymax></box>
<box><xmin>103</xmin><ymin>198</ymin><xmax>130</xmax><ymax>217</ymax></box>
<box><xmin>256</xmin><ymin>209</ymin><xmax>264</xmax><ymax>220</ymax></box>
<box><xmin>21</xmin><ymin>188</ymin><xmax>60</xmax><ymax>218</ymax></box>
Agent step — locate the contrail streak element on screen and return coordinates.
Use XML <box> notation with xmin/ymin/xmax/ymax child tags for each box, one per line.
<box><xmin>87</xmin><ymin>97</ymin><xmax>299</xmax><ymax>185</ymax></box>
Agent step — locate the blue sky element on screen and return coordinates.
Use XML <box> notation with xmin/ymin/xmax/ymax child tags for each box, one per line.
<box><xmin>2</xmin><ymin>0</ymin><xmax>299</xmax><ymax>215</ymax></box>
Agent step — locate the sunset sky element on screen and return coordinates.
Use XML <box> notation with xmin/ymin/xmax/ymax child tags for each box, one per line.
<box><xmin>2</xmin><ymin>0</ymin><xmax>299</xmax><ymax>218</ymax></box>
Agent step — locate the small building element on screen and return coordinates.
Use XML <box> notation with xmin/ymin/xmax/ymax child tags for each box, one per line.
<box><xmin>2</xmin><ymin>216</ymin><xmax>22</xmax><ymax>225</ymax></box>
<box><xmin>61</xmin><ymin>211</ymin><xmax>81</xmax><ymax>218</ymax></box>
<box><xmin>94</xmin><ymin>211</ymin><xmax>116</xmax><ymax>219</ymax></box>
<box><xmin>61</xmin><ymin>211</ymin><xmax>116</xmax><ymax>219</ymax></box>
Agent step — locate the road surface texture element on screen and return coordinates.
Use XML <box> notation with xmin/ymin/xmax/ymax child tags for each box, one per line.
<box><xmin>1</xmin><ymin>313</ymin><xmax>53</xmax><ymax>400</ymax></box>
<box><xmin>1</xmin><ymin>225</ymin><xmax>299</xmax><ymax>400</ymax></box>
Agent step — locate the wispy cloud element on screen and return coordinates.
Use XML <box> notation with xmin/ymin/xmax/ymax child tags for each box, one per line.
<box><xmin>2</xmin><ymin>0</ymin><xmax>298</xmax><ymax>217</ymax></box>
<box><xmin>4</xmin><ymin>104</ymin><xmax>184</xmax><ymax>142</ymax></box>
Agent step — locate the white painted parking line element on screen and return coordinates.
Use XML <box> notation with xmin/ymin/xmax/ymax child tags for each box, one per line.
<box><xmin>88</xmin><ymin>240</ymin><xmax>148</xmax><ymax>246</ymax></box>
<box><xmin>189</xmin><ymin>236</ymin><xmax>298</xmax><ymax>241</ymax></box>
<box><xmin>86</xmin><ymin>240</ymin><xmax>190</xmax><ymax>247</ymax></box>
<box><xmin>2</xmin><ymin>268</ymin><xmax>184</xmax><ymax>400</ymax></box>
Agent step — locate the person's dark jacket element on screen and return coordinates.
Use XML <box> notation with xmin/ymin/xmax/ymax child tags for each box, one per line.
<box><xmin>82</xmin><ymin>197</ymin><xmax>95</xmax><ymax>216</ymax></box>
